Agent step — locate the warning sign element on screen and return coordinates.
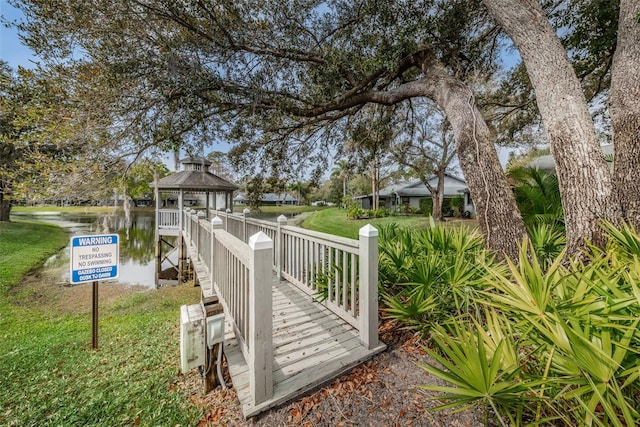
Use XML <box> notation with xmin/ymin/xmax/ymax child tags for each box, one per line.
<box><xmin>70</xmin><ymin>234</ymin><xmax>119</xmax><ymax>284</ymax></box>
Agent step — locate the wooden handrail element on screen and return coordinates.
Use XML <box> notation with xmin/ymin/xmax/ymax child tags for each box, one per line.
<box><xmin>183</xmin><ymin>211</ymin><xmax>274</xmax><ymax>405</ymax></box>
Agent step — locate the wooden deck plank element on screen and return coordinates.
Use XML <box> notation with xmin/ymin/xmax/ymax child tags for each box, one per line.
<box><xmin>274</xmin><ymin>327</ymin><xmax>358</xmax><ymax>358</ymax></box>
<box><xmin>272</xmin><ymin>318</ymin><xmax>350</xmax><ymax>348</ymax></box>
<box><xmin>223</xmin><ymin>276</ymin><xmax>386</xmax><ymax>418</ymax></box>
<box><xmin>274</xmin><ymin>336</ymin><xmax>363</xmax><ymax>382</ymax></box>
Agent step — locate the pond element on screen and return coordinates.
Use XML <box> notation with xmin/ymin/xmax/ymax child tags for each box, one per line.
<box><xmin>12</xmin><ymin>210</ymin><xmax>171</xmax><ymax>289</ymax></box>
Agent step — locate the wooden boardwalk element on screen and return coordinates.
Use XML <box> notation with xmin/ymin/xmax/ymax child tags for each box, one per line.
<box><xmin>185</xmin><ymin>237</ymin><xmax>387</xmax><ymax>417</ymax></box>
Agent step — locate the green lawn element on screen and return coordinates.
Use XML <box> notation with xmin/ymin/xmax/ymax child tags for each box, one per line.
<box><xmin>11</xmin><ymin>206</ymin><xmax>120</xmax><ymax>215</ymax></box>
<box><xmin>0</xmin><ymin>220</ymin><xmax>69</xmax><ymax>293</ymax></box>
<box><xmin>0</xmin><ymin>221</ymin><xmax>203</xmax><ymax>426</ymax></box>
<box><xmin>301</xmin><ymin>208</ymin><xmax>442</xmax><ymax>239</ymax></box>
<box><xmin>235</xmin><ymin>204</ymin><xmax>331</xmax><ymax>215</ymax></box>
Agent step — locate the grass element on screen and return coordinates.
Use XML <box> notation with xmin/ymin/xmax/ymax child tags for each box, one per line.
<box><xmin>11</xmin><ymin>206</ymin><xmax>119</xmax><ymax>214</ymax></box>
<box><xmin>0</xmin><ymin>220</ymin><xmax>69</xmax><ymax>293</ymax></box>
<box><xmin>301</xmin><ymin>208</ymin><xmax>474</xmax><ymax>239</ymax></box>
<box><xmin>234</xmin><ymin>204</ymin><xmax>331</xmax><ymax>215</ymax></box>
<box><xmin>0</xmin><ymin>220</ymin><xmax>204</xmax><ymax>426</ymax></box>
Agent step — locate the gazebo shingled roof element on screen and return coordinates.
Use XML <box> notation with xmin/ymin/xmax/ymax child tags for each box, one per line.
<box><xmin>155</xmin><ymin>170</ymin><xmax>238</xmax><ymax>191</ymax></box>
<box><xmin>153</xmin><ymin>157</ymin><xmax>238</xmax><ymax>192</ymax></box>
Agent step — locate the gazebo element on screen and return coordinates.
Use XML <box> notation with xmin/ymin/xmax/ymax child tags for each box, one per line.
<box><xmin>152</xmin><ymin>157</ymin><xmax>238</xmax><ymax>286</ymax></box>
<box><xmin>154</xmin><ymin>157</ymin><xmax>237</xmax><ymax>216</ymax></box>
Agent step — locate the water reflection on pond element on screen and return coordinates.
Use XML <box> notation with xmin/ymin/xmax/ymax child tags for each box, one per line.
<box><xmin>13</xmin><ymin>210</ymin><xmax>172</xmax><ymax>289</ymax></box>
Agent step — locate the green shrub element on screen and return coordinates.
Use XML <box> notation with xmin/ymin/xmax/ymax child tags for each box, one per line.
<box><xmin>449</xmin><ymin>195</ymin><xmax>464</xmax><ymax>217</ymax></box>
<box><xmin>420</xmin><ymin>229</ymin><xmax>640</xmax><ymax>427</ymax></box>
<box><xmin>371</xmin><ymin>208</ymin><xmax>389</xmax><ymax>218</ymax></box>
<box><xmin>510</xmin><ymin>166</ymin><xmax>564</xmax><ymax>230</ymax></box>
<box><xmin>378</xmin><ymin>219</ymin><xmax>487</xmax><ymax>335</ymax></box>
<box><xmin>346</xmin><ymin>203</ymin><xmax>367</xmax><ymax>219</ymax></box>
<box><xmin>419</xmin><ymin>198</ymin><xmax>433</xmax><ymax>215</ymax></box>
<box><xmin>527</xmin><ymin>223</ymin><xmax>566</xmax><ymax>269</ymax></box>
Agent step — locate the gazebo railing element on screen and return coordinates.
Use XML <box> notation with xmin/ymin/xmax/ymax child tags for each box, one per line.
<box><xmin>158</xmin><ymin>209</ymin><xmax>180</xmax><ymax>229</ymax></box>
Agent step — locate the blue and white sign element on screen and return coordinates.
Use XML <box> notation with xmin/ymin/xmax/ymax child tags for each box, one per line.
<box><xmin>70</xmin><ymin>234</ymin><xmax>119</xmax><ymax>284</ymax></box>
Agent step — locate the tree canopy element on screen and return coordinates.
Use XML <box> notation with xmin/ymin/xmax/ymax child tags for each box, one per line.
<box><xmin>10</xmin><ymin>0</ymin><xmax>640</xmax><ymax>258</ymax></box>
<box><xmin>15</xmin><ymin>0</ymin><xmax>500</xmax><ymax>169</ymax></box>
<box><xmin>0</xmin><ymin>63</ymin><xmax>82</xmax><ymax>217</ymax></box>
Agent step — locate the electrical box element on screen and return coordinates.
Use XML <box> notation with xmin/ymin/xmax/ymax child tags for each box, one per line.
<box><xmin>180</xmin><ymin>304</ymin><xmax>205</xmax><ymax>374</ymax></box>
<box><xmin>206</xmin><ymin>313</ymin><xmax>226</xmax><ymax>348</ymax></box>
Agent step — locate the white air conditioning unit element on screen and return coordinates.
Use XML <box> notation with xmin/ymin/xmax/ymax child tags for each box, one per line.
<box><xmin>180</xmin><ymin>304</ymin><xmax>205</xmax><ymax>373</ymax></box>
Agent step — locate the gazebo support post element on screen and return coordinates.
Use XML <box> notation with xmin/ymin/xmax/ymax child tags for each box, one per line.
<box><xmin>154</xmin><ymin>173</ymin><xmax>161</xmax><ymax>288</ymax></box>
<box><xmin>205</xmin><ymin>190</ymin><xmax>210</xmax><ymax>219</ymax></box>
<box><xmin>178</xmin><ymin>189</ymin><xmax>186</xmax><ymax>284</ymax></box>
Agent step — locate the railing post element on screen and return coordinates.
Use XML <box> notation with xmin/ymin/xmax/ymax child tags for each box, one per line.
<box><xmin>197</xmin><ymin>211</ymin><xmax>205</xmax><ymax>260</ymax></box>
<box><xmin>184</xmin><ymin>208</ymin><xmax>191</xmax><ymax>244</ymax></box>
<box><xmin>185</xmin><ymin>208</ymin><xmax>191</xmax><ymax>238</ymax></box>
<box><xmin>210</xmin><ymin>216</ymin><xmax>223</xmax><ymax>285</ymax></box>
<box><xmin>190</xmin><ymin>210</ymin><xmax>196</xmax><ymax>246</ymax></box>
<box><xmin>243</xmin><ymin>208</ymin><xmax>250</xmax><ymax>242</ymax></box>
<box><xmin>225</xmin><ymin>208</ymin><xmax>231</xmax><ymax>232</ymax></box>
<box><xmin>358</xmin><ymin>224</ymin><xmax>379</xmax><ymax>350</ymax></box>
<box><xmin>248</xmin><ymin>231</ymin><xmax>273</xmax><ymax>405</ymax></box>
<box><xmin>276</xmin><ymin>215</ymin><xmax>287</xmax><ymax>279</ymax></box>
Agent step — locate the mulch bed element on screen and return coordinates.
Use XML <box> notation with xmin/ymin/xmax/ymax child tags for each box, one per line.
<box><xmin>179</xmin><ymin>320</ymin><xmax>483</xmax><ymax>427</ymax></box>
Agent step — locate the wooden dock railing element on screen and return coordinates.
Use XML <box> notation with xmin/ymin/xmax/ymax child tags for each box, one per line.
<box><xmin>210</xmin><ymin>209</ymin><xmax>379</xmax><ymax>349</ymax></box>
<box><xmin>181</xmin><ymin>208</ymin><xmax>379</xmax><ymax>405</ymax></box>
<box><xmin>183</xmin><ymin>210</ymin><xmax>273</xmax><ymax>404</ymax></box>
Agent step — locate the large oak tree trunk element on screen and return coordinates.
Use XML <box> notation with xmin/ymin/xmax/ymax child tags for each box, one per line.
<box><xmin>610</xmin><ymin>0</ymin><xmax>640</xmax><ymax>227</ymax></box>
<box><xmin>419</xmin><ymin>58</ymin><xmax>527</xmax><ymax>259</ymax></box>
<box><xmin>0</xmin><ymin>199</ymin><xmax>10</xmax><ymax>222</ymax></box>
<box><xmin>425</xmin><ymin>169</ymin><xmax>445</xmax><ymax>222</ymax></box>
<box><xmin>483</xmin><ymin>0</ymin><xmax>618</xmax><ymax>255</ymax></box>
<box><xmin>0</xmin><ymin>181</ymin><xmax>11</xmax><ymax>221</ymax></box>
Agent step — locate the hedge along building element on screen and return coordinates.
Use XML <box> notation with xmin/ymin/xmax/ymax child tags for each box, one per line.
<box><xmin>355</xmin><ymin>173</ymin><xmax>475</xmax><ymax>216</ymax></box>
<box><xmin>152</xmin><ymin>157</ymin><xmax>238</xmax><ymax>287</ymax></box>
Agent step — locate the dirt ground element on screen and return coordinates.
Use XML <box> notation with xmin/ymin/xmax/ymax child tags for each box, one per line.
<box><xmin>11</xmin><ymin>269</ymin><xmax>148</xmax><ymax>315</ymax></box>
<box><xmin>183</xmin><ymin>321</ymin><xmax>484</xmax><ymax>427</ymax></box>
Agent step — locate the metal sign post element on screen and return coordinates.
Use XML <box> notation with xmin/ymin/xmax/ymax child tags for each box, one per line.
<box><xmin>92</xmin><ymin>281</ymin><xmax>99</xmax><ymax>349</ymax></box>
<box><xmin>70</xmin><ymin>234</ymin><xmax>119</xmax><ymax>350</ymax></box>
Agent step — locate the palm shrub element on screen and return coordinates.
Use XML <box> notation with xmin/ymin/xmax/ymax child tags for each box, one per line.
<box><xmin>509</xmin><ymin>166</ymin><xmax>568</xmax><ymax>267</ymax></box>
<box><xmin>378</xmin><ymin>220</ymin><xmax>490</xmax><ymax>334</ymax></box>
<box><xmin>420</xmin><ymin>319</ymin><xmax>540</xmax><ymax>427</ymax></box>
<box><xmin>509</xmin><ymin>166</ymin><xmax>564</xmax><ymax>231</ymax></box>
<box><xmin>600</xmin><ymin>220</ymin><xmax>640</xmax><ymax>259</ymax></box>
<box><xmin>527</xmin><ymin>223</ymin><xmax>566</xmax><ymax>269</ymax></box>
<box><xmin>420</xmin><ymin>233</ymin><xmax>640</xmax><ymax>427</ymax></box>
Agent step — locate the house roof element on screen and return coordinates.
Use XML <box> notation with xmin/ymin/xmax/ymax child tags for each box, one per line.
<box><xmin>234</xmin><ymin>192</ymin><xmax>298</xmax><ymax>202</ymax></box>
<box><xmin>360</xmin><ymin>174</ymin><xmax>469</xmax><ymax>199</ymax></box>
<box><xmin>527</xmin><ymin>144</ymin><xmax>613</xmax><ymax>172</ymax></box>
